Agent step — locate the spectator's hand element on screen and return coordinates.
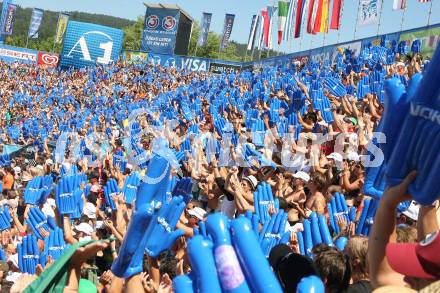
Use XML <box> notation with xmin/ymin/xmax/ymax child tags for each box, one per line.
<box><xmin>337</xmin><ymin>215</ymin><xmax>348</xmax><ymax>234</ymax></box>
<box><xmin>99</xmin><ymin>270</ymin><xmax>113</xmax><ymax>287</ymax></box>
<box><xmin>383</xmin><ymin>171</ymin><xmax>417</xmax><ymax>208</ymax></box>
<box><xmin>289</xmin><ymin>232</ymin><xmax>300</xmax><ymax>254</ymax></box>
<box><xmin>157</xmin><ymin>273</ymin><xmax>172</xmax><ymax>293</ymax></box>
<box><xmin>39</xmin><ymin>228</ymin><xmax>50</xmax><ymax>238</ymax></box>
<box><xmin>140</xmin><ymin>272</ymin><xmax>155</xmax><ymax>293</ymax></box>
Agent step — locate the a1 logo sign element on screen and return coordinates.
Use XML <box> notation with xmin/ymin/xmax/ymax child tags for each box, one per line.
<box><xmin>67</xmin><ymin>31</ymin><xmax>114</xmax><ymax>65</ymax></box>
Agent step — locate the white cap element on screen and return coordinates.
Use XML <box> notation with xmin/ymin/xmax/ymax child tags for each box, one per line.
<box><xmin>83</xmin><ymin>202</ymin><xmax>96</xmax><ymax>219</ymax></box>
<box><xmin>243</xmin><ymin>175</ymin><xmax>258</xmax><ymax>190</ymax></box>
<box><xmin>74</xmin><ymin>222</ymin><xmax>94</xmax><ymax>235</ymax></box>
<box><xmin>187</xmin><ymin>207</ymin><xmax>207</xmax><ymax>220</ymax></box>
<box><xmin>402</xmin><ymin>201</ymin><xmax>420</xmax><ymax>221</ymax></box>
<box><xmin>346</xmin><ymin>152</ymin><xmax>360</xmax><ymax>162</ymax></box>
<box><xmin>95</xmin><ymin>221</ymin><xmax>104</xmax><ymax>229</ymax></box>
<box><xmin>293</xmin><ymin>171</ymin><xmax>310</xmax><ymax>182</ymax></box>
<box><xmin>45</xmin><ymin>159</ymin><xmax>54</xmax><ymax>166</ymax></box>
<box><xmin>327</xmin><ymin>152</ymin><xmax>343</xmax><ymax>163</ymax></box>
<box><xmin>13</xmin><ymin>166</ymin><xmax>21</xmax><ymax>174</ymax></box>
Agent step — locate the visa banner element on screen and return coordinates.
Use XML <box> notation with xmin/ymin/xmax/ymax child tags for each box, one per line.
<box><xmin>141</xmin><ymin>8</ymin><xmax>180</xmax><ymax>54</ymax></box>
<box><xmin>60</xmin><ymin>21</ymin><xmax>124</xmax><ymax>68</ymax></box>
<box><xmin>148</xmin><ymin>53</ymin><xmax>210</xmax><ymax>72</ymax></box>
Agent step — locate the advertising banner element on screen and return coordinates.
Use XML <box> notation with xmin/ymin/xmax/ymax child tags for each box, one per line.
<box><xmin>60</xmin><ymin>21</ymin><xmax>124</xmax><ymax>68</ymax></box>
<box><xmin>141</xmin><ymin>8</ymin><xmax>180</xmax><ymax>54</ymax></box>
<box><xmin>1</xmin><ymin>3</ymin><xmax>16</xmax><ymax>35</ymax></box>
<box><xmin>220</xmin><ymin>13</ymin><xmax>235</xmax><ymax>50</ymax></box>
<box><xmin>399</xmin><ymin>26</ymin><xmax>440</xmax><ymax>56</ymax></box>
<box><xmin>55</xmin><ymin>13</ymin><xmax>69</xmax><ymax>44</ymax></box>
<box><xmin>38</xmin><ymin>52</ymin><xmax>59</xmax><ymax>67</ymax></box>
<box><xmin>28</xmin><ymin>8</ymin><xmax>44</xmax><ymax>39</ymax></box>
<box><xmin>209</xmin><ymin>62</ymin><xmax>242</xmax><ymax>74</ymax></box>
<box><xmin>357</xmin><ymin>0</ymin><xmax>381</xmax><ymax>26</ymax></box>
<box><xmin>124</xmin><ymin>51</ymin><xmax>149</xmax><ymax>64</ymax></box>
<box><xmin>148</xmin><ymin>53</ymin><xmax>210</xmax><ymax>72</ymax></box>
<box><xmin>197</xmin><ymin>13</ymin><xmax>212</xmax><ymax>47</ymax></box>
<box><xmin>0</xmin><ymin>0</ymin><xmax>11</xmax><ymax>41</ymax></box>
<box><xmin>0</xmin><ymin>44</ymin><xmax>37</xmax><ymax>63</ymax></box>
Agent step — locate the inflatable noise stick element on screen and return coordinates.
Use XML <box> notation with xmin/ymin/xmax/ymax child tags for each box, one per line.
<box><xmin>173</xmin><ymin>274</ymin><xmax>195</xmax><ymax>293</ymax></box>
<box><xmin>206</xmin><ymin>213</ymin><xmax>251</xmax><ymax>293</ymax></box>
<box><xmin>187</xmin><ymin>235</ymin><xmax>222</xmax><ymax>293</ymax></box>
<box><xmin>230</xmin><ymin>217</ymin><xmax>283</xmax><ymax>293</ymax></box>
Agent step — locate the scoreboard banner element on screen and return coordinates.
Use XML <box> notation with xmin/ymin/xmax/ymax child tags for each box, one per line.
<box><xmin>141</xmin><ymin>7</ymin><xmax>180</xmax><ymax>54</ymax></box>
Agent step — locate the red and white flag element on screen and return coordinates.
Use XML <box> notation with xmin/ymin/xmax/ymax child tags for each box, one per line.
<box><xmin>393</xmin><ymin>0</ymin><xmax>406</xmax><ymax>10</ymax></box>
<box><xmin>330</xmin><ymin>0</ymin><xmax>343</xmax><ymax>30</ymax></box>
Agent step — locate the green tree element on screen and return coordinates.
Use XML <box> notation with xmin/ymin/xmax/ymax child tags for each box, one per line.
<box><xmin>123</xmin><ymin>16</ymin><xmax>144</xmax><ymax>51</ymax></box>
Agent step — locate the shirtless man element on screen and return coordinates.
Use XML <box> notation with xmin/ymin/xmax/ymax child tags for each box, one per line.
<box><xmin>285</xmin><ymin>171</ymin><xmax>309</xmax><ymax>224</ymax></box>
<box><xmin>305</xmin><ymin>173</ymin><xmax>327</xmax><ymax>215</ymax></box>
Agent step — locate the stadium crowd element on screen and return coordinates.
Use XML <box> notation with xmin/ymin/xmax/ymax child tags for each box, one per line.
<box><xmin>0</xmin><ymin>40</ymin><xmax>439</xmax><ymax>293</ymax></box>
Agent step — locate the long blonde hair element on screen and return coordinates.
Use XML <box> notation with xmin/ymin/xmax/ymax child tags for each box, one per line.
<box><xmin>345</xmin><ymin>236</ymin><xmax>369</xmax><ymax>281</ymax></box>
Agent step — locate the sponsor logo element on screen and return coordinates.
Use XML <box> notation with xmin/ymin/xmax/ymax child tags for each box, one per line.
<box><xmin>38</xmin><ymin>52</ymin><xmax>59</xmax><ymax>66</ymax></box>
<box><xmin>65</xmin><ymin>31</ymin><xmax>114</xmax><ymax>65</ymax></box>
<box><xmin>146</xmin><ymin>15</ymin><xmax>159</xmax><ymax>29</ymax></box>
<box><xmin>4</xmin><ymin>6</ymin><xmax>15</xmax><ymax>33</ymax></box>
<box><xmin>162</xmin><ymin>16</ymin><xmax>176</xmax><ymax>31</ymax></box>
<box><xmin>410</xmin><ymin>103</ymin><xmax>440</xmax><ymax>125</ymax></box>
<box><xmin>0</xmin><ymin>47</ymin><xmax>36</xmax><ymax>62</ymax></box>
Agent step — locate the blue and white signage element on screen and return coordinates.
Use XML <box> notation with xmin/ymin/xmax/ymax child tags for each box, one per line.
<box><xmin>141</xmin><ymin>8</ymin><xmax>180</xmax><ymax>54</ymax></box>
<box><xmin>60</xmin><ymin>21</ymin><xmax>124</xmax><ymax>68</ymax></box>
<box><xmin>148</xmin><ymin>53</ymin><xmax>209</xmax><ymax>72</ymax></box>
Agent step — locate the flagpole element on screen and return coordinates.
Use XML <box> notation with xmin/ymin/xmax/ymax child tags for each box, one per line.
<box><xmin>399</xmin><ymin>1</ymin><xmax>406</xmax><ymax>33</ymax></box>
<box><xmin>353</xmin><ymin>0</ymin><xmax>360</xmax><ymax>40</ymax></box>
<box><xmin>427</xmin><ymin>0</ymin><xmax>433</xmax><ymax>26</ymax></box>
<box><xmin>336</xmin><ymin>0</ymin><xmax>345</xmax><ymax>44</ymax></box>
<box><xmin>376</xmin><ymin>0</ymin><xmax>384</xmax><ymax>36</ymax></box>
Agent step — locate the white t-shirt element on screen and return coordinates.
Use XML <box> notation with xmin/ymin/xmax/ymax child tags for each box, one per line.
<box><xmin>221</xmin><ymin>197</ymin><xmax>236</xmax><ymax>219</ymax></box>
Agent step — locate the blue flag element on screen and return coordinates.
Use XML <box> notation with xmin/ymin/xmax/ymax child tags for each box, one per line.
<box><xmin>28</xmin><ymin>8</ymin><xmax>44</xmax><ymax>39</ymax></box>
<box><xmin>2</xmin><ymin>4</ymin><xmax>16</xmax><ymax>35</ymax></box>
<box><xmin>220</xmin><ymin>13</ymin><xmax>235</xmax><ymax>50</ymax></box>
<box><xmin>0</xmin><ymin>0</ymin><xmax>11</xmax><ymax>41</ymax></box>
<box><xmin>197</xmin><ymin>12</ymin><xmax>212</xmax><ymax>47</ymax></box>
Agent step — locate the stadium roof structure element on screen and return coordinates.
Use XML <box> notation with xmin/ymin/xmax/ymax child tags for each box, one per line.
<box><xmin>143</xmin><ymin>3</ymin><xmax>194</xmax><ymax>22</ymax></box>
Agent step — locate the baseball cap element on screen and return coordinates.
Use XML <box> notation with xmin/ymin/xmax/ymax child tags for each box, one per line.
<box><xmin>83</xmin><ymin>202</ymin><xmax>96</xmax><ymax>219</ymax></box>
<box><xmin>187</xmin><ymin>207</ymin><xmax>207</xmax><ymax>220</ymax></box>
<box><xmin>293</xmin><ymin>171</ymin><xmax>310</xmax><ymax>182</ymax></box>
<box><xmin>74</xmin><ymin>223</ymin><xmax>94</xmax><ymax>236</ymax></box>
<box><xmin>243</xmin><ymin>175</ymin><xmax>258</xmax><ymax>190</ymax></box>
<box><xmin>401</xmin><ymin>201</ymin><xmax>420</xmax><ymax>222</ymax></box>
<box><xmin>269</xmin><ymin>244</ymin><xmax>318</xmax><ymax>292</ymax></box>
<box><xmin>386</xmin><ymin>231</ymin><xmax>440</xmax><ymax>279</ymax></box>
<box><xmin>346</xmin><ymin>152</ymin><xmax>360</xmax><ymax>162</ymax></box>
<box><xmin>327</xmin><ymin>152</ymin><xmax>343</xmax><ymax>163</ymax></box>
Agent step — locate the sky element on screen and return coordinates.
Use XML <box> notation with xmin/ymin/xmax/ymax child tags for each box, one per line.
<box><xmin>12</xmin><ymin>0</ymin><xmax>440</xmax><ymax>54</ymax></box>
